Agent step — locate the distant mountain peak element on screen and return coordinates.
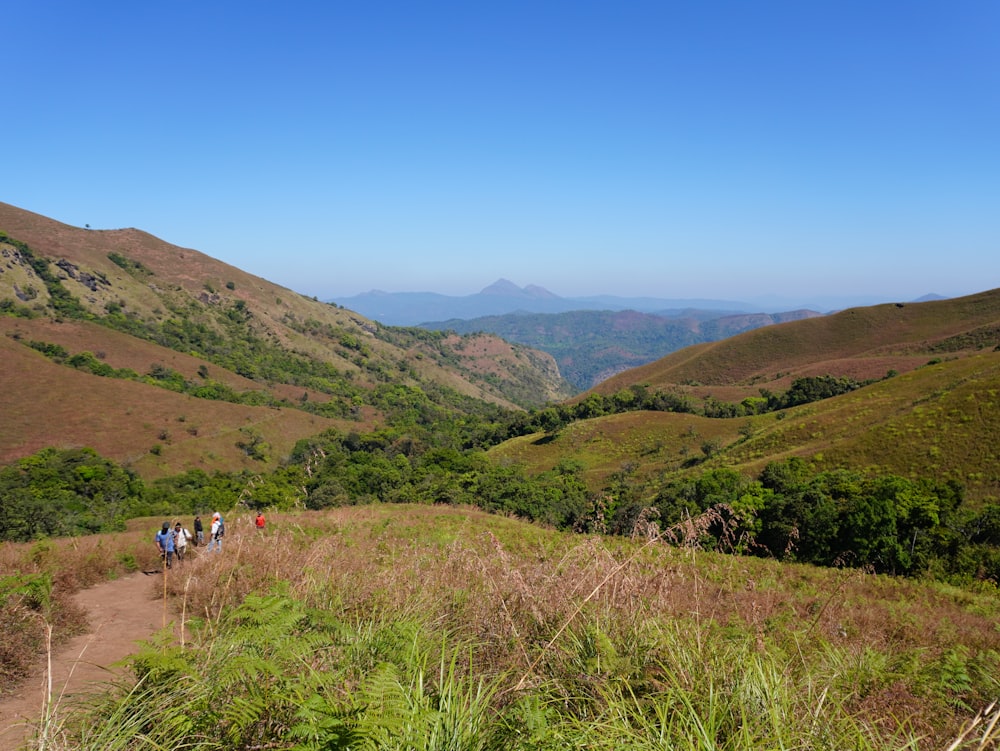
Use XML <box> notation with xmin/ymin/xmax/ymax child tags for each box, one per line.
<box><xmin>479</xmin><ymin>279</ymin><xmax>524</xmax><ymax>296</ymax></box>
<box><xmin>479</xmin><ymin>279</ymin><xmax>558</xmax><ymax>298</ymax></box>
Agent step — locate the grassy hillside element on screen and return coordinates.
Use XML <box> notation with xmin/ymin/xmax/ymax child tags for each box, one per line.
<box><xmin>3</xmin><ymin>505</ymin><xmax>998</xmax><ymax>749</ymax></box>
<box><xmin>0</xmin><ymin>327</ymin><xmax>341</xmax><ymax>479</ymax></box>
<box><xmin>491</xmin><ymin>291</ymin><xmax>1000</xmax><ymax>506</ymax></box>
<box><xmin>3</xmin><ymin>202</ymin><xmax>998</xmax><ymax>567</ymax></box>
<box><xmin>0</xmin><ymin>202</ymin><xmax>572</xmax><ymax>477</ymax></box>
<box><xmin>592</xmin><ymin>291</ymin><xmax>1000</xmax><ymax>401</ymax></box>
<box><xmin>2</xmin><ymin>209</ymin><xmax>1000</xmax><ymax>747</ymax></box>
<box><xmin>492</xmin><ymin>352</ymin><xmax>1000</xmax><ymax>503</ymax></box>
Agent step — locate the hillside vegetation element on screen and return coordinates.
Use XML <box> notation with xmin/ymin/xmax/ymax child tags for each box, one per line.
<box><xmin>2</xmin><ymin>203</ymin><xmax>998</xmax><ymax>578</ymax></box>
<box><xmin>593</xmin><ymin>290</ymin><xmax>1000</xmax><ymax>400</ymax></box>
<box><xmin>492</xmin><ymin>350</ymin><xmax>1000</xmax><ymax>504</ymax></box>
<box><xmin>495</xmin><ymin>290</ymin><xmax>1000</xmax><ymax>505</ymax></box>
<box><xmin>0</xmin><ymin>202</ymin><xmax>571</xmax><ymax>478</ymax></box>
<box><xmin>3</xmin><ymin>206</ymin><xmax>1000</xmax><ymax>749</ymax></box>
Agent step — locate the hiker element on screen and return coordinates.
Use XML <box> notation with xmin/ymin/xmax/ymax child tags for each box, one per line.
<box><xmin>255</xmin><ymin>511</ymin><xmax>266</xmax><ymax>530</ymax></box>
<box><xmin>194</xmin><ymin>515</ymin><xmax>204</xmax><ymax>546</ymax></box>
<box><xmin>206</xmin><ymin>512</ymin><xmax>224</xmax><ymax>553</ymax></box>
<box><xmin>155</xmin><ymin>522</ymin><xmax>175</xmax><ymax>569</ymax></box>
<box><xmin>174</xmin><ymin>522</ymin><xmax>193</xmax><ymax>563</ymax></box>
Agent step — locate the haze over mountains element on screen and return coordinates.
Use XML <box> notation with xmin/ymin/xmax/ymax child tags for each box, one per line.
<box><xmin>331</xmin><ymin>280</ymin><xmax>942</xmax><ymax>327</ymax></box>
<box><xmin>333</xmin><ymin>281</ymin><xmax>957</xmax><ymax>391</ymax></box>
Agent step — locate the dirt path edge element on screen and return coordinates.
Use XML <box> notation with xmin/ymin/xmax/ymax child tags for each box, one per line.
<box><xmin>0</xmin><ymin>572</ymin><xmax>165</xmax><ymax>749</ymax></box>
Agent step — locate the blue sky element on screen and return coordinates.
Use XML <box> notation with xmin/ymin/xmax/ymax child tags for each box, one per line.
<box><xmin>5</xmin><ymin>1</ymin><xmax>998</xmax><ymax>308</ymax></box>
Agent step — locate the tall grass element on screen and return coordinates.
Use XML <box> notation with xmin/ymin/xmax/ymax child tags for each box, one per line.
<box><xmin>10</xmin><ymin>505</ymin><xmax>1000</xmax><ymax>749</ymax></box>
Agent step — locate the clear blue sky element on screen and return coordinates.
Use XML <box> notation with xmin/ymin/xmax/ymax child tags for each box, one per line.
<box><xmin>5</xmin><ymin>1</ymin><xmax>998</xmax><ymax>308</ymax></box>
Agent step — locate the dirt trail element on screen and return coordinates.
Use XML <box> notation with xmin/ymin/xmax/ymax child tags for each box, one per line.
<box><xmin>0</xmin><ymin>571</ymin><xmax>169</xmax><ymax>749</ymax></box>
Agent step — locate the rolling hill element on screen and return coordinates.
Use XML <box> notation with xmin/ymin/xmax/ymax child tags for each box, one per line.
<box><xmin>592</xmin><ymin>290</ymin><xmax>1000</xmax><ymax>399</ymax></box>
<box><xmin>0</xmin><ymin>202</ymin><xmax>571</xmax><ymax>478</ymax></box>
<box><xmin>490</xmin><ymin>290</ymin><xmax>1000</xmax><ymax>505</ymax></box>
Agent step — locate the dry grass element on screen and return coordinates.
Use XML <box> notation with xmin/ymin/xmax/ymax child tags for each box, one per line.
<box><xmin>0</xmin><ymin>322</ymin><xmax>344</xmax><ymax>479</ymax></box>
<box><xmin>139</xmin><ymin>505</ymin><xmax>1000</xmax><ymax>745</ymax></box>
<box><xmin>4</xmin><ymin>504</ymin><xmax>999</xmax><ymax>747</ymax></box>
<box><xmin>594</xmin><ymin>290</ymin><xmax>1000</xmax><ymax>397</ymax></box>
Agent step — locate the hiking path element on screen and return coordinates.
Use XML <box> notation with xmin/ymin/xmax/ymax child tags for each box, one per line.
<box><xmin>0</xmin><ymin>571</ymin><xmax>170</xmax><ymax>749</ymax></box>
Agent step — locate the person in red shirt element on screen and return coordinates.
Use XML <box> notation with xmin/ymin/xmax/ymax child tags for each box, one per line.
<box><xmin>255</xmin><ymin>511</ymin><xmax>266</xmax><ymax>530</ymax></box>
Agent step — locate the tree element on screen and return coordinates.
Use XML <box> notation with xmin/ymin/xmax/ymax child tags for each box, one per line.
<box><xmin>0</xmin><ymin>448</ymin><xmax>142</xmax><ymax>541</ymax></box>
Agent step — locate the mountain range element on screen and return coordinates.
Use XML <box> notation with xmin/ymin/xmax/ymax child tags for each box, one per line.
<box><xmin>332</xmin><ymin>280</ymin><xmax>762</xmax><ymax>326</ymax></box>
<box><xmin>336</xmin><ymin>282</ymin><xmax>955</xmax><ymax>391</ymax></box>
<box><xmin>331</xmin><ymin>279</ymin><xmax>942</xmax><ymax>327</ymax></box>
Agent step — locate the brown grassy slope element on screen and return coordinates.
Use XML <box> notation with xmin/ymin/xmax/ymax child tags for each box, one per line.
<box><xmin>497</xmin><ymin>290</ymin><xmax>1000</xmax><ymax>503</ymax></box>
<box><xmin>0</xmin><ymin>331</ymin><xmax>343</xmax><ymax>479</ymax></box>
<box><xmin>494</xmin><ymin>350</ymin><xmax>1000</xmax><ymax>504</ymax></box>
<box><xmin>438</xmin><ymin>332</ymin><xmax>571</xmax><ymax>404</ymax></box>
<box><xmin>591</xmin><ymin>289</ymin><xmax>1000</xmax><ymax>404</ymax></box>
<box><xmin>0</xmin><ymin>201</ymin><xmax>567</xmax><ymax>409</ymax></box>
<box><xmin>390</xmin><ymin>332</ymin><xmax>571</xmax><ymax>408</ymax></box>
<box><xmin>0</xmin><ymin>316</ymin><xmax>269</xmax><ymax>394</ymax></box>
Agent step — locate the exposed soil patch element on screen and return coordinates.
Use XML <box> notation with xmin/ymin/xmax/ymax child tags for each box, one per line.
<box><xmin>0</xmin><ymin>572</ymin><xmax>165</xmax><ymax>749</ymax></box>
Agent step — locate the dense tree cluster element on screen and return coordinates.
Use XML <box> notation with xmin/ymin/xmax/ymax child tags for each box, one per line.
<box><xmin>0</xmin><ymin>448</ymin><xmax>142</xmax><ymax>540</ymax></box>
<box><xmin>284</xmin><ymin>429</ymin><xmax>594</xmax><ymax>530</ymax></box>
<box><xmin>648</xmin><ymin>459</ymin><xmax>1000</xmax><ymax>578</ymax></box>
<box><xmin>2</xmin><ymin>433</ymin><xmax>998</xmax><ymax>585</ymax></box>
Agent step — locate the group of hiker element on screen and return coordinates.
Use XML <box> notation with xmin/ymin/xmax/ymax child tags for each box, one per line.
<box><xmin>155</xmin><ymin>511</ymin><xmax>265</xmax><ymax>569</ymax></box>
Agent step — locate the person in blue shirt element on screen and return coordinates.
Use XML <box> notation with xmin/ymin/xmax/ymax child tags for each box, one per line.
<box><xmin>155</xmin><ymin>522</ymin><xmax>176</xmax><ymax>569</ymax></box>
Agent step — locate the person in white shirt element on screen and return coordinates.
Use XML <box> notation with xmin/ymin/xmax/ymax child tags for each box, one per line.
<box><xmin>173</xmin><ymin>522</ymin><xmax>192</xmax><ymax>562</ymax></box>
<box><xmin>206</xmin><ymin>512</ymin><xmax>224</xmax><ymax>553</ymax></box>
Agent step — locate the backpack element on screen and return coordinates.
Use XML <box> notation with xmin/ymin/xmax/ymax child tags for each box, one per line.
<box><xmin>217</xmin><ymin>520</ymin><xmax>225</xmax><ymax>538</ymax></box>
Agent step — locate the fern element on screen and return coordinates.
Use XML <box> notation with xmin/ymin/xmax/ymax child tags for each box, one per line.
<box><xmin>205</xmin><ymin>592</ymin><xmax>346</xmax><ymax>745</ymax></box>
<box><xmin>350</xmin><ymin>635</ymin><xmax>502</xmax><ymax>751</ymax></box>
<box><xmin>938</xmin><ymin>646</ymin><xmax>975</xmax><ymax>710</ymax></box>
